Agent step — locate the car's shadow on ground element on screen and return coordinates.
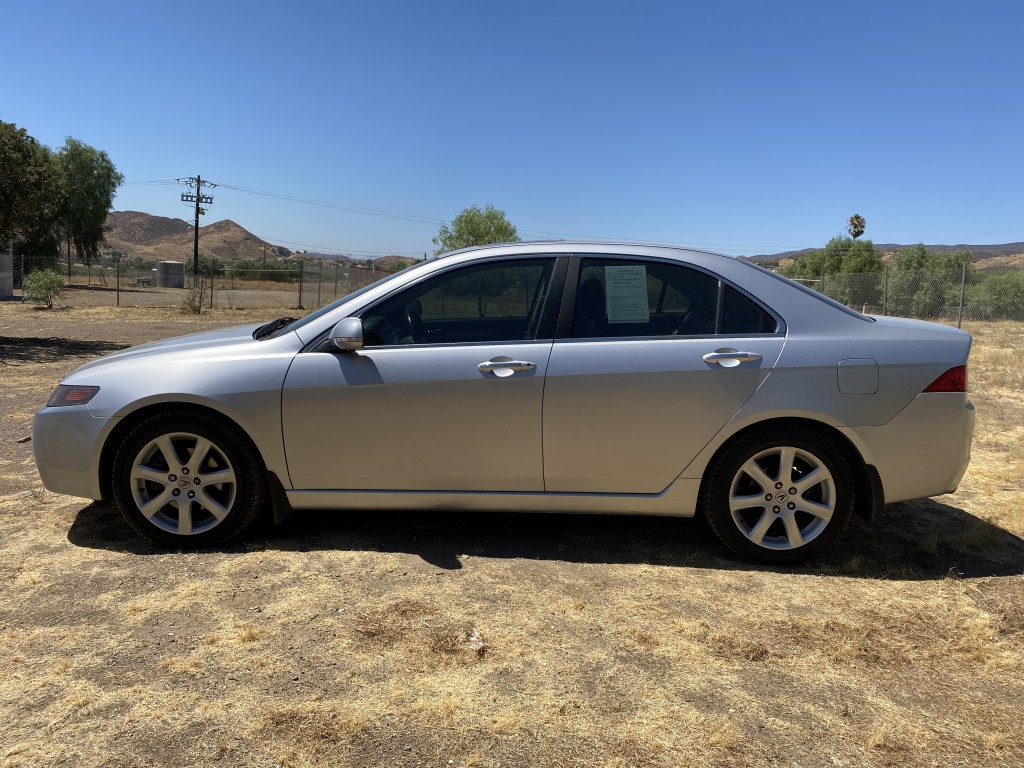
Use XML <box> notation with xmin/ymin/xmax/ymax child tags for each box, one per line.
<box><xmin>0</xmin><ymin>336</ymin><xmax>129</xmax><ymax>364</ymax></box>
<box><xmin>68</xmin><ymin>497</ymin><xmax>1024</xmax><ymax>580</ymax></box>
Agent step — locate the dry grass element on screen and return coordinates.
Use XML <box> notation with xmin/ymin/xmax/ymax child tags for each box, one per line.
<box><xmin>0</xmin><ymin>305</ymin><xmax>1021</xmax><ymax>767</ymax></box>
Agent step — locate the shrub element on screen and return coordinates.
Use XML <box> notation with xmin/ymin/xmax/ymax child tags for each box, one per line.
<box><xmin>23</xmin><ymin>269</ymin><xmax>65</xmax><ymax>308</ymax></box>
<box><xmin>181</xmin><ymin>278</ymin><xmax>205</xmax><ymax>314</ymax></box>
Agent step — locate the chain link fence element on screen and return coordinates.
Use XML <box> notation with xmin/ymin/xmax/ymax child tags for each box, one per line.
<box><xmin>787</xmin><ymin>265</ymin><xmax>1024</xmax><ymax>325</ymax></box>
<box><xmin>5</xmin><ymin>256</ymin><xmax>393</xmax><ymax>311</ymax></box>
<box><xmin>6</xmin><ymin>252</ymin><xmax>1024</xmax><ymax>324</ymax></box>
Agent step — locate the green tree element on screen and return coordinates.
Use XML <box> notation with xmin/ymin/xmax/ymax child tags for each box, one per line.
<box><xmin>781</xmin><ymin>237</ymin><xmax>883</xmax><ymax>277</ymax></box>
<box><xmin>432</xmin><ymin>204</ymin><xmax>519</xmax><ymax>255</ymax></box>
<box><xmin>0</xmin><ymin>121</ymin><xmax>61</xmax><ymax>247</ymax></box>
<box><xmin>892</xmin><ymin>243</ymin><xmax>971</xmax><ymax>273</ymax></box>
<box><xmin>231</xmin><ymin>259</ymin><xmax>299</xmax><ymax>282</ymax></box>
<box><xmin>889</xmin><ymin>244</ymin><xmax>973</xmax><ymax>318</ymax></box>
<box><xmin>981</xmin><ymin>269</ymin><xmax>1024</xmax><ymax>319</ymax></box>
<box><xmin>847</xmin><ymin>213</ymin><xmax>866</xmax><ymax>239</ymax></box>
<box><xmin>780</xmin><ymin>237</ymin><xmax>883</xmax><ymax>308</ymax></box>
<box><xmin>186</xmin><ymin>254</ymin><xmax>226</xmax><ymax>277</ymax></box>
<box><xmin>23</xmin><ymin>268</ymin><xmax>65</xmax><ymax>308</ymax></box>
<box><xmin>55</xmin><ymin>137</ymin><xmax>124</xmax><ymax>276</ymax></box>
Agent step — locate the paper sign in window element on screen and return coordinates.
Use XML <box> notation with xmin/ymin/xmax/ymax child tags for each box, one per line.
<box><xmin>605</xmin><ymin>266</ymin><xmax>649</xmax><ymax>324</ymax></box>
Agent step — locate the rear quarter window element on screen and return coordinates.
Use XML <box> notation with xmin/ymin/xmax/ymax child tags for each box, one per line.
<box><xmin>722</xmin><ymin>285</ymin><xmax>778</xmax><ymax>334</ymax></box>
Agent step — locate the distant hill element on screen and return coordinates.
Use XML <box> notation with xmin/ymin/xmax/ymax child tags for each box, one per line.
<box><xmin>105</xmin><ymin>211</ymin><xmax>293</xmax><ymax>262</ymax></box>
<box><xmin>105</xmin><ymin>212</ymin><xmax>421</xmax><ymax>270</ymax></box>
<box><xmin>370</xmin><ymin>255</ymin><xmax>420</xmax><ymax>272</ymax></box>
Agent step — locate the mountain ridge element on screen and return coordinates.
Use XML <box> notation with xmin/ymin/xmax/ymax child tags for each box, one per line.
<box><xmin>104</xmin><ymin>211</ymin><xmax>292</xmax><ymax>263</ymax></box>
<box><xmin>105</xmin><ymin>211</ymin><xmax>1022</xmax><ymax>268</ymax></box>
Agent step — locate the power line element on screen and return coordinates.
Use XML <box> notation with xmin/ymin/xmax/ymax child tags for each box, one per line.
<box><xmin>211</xmin><ymin>182</ymin><xmax>808</xmax><ymax>251</ymax></box>
<box><xmin>209</xmin><ymin>182</ymin><xmax>445</xmax><ymax>226</ymax></box>
<box><xmin>257</xmin><ymin>236</ymin><xmax>426</xmax><ymax>256</ymax></box>
<box><xmin>136</xmin><ymin>176</ymin><xmax>809</xmax><ymax>255</ymax></box>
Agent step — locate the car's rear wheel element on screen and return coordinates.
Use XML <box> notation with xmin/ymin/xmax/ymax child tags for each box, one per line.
<box><xmin>701</xmin><ymin>426</ymin><xmax>855</xmax><ymax>564</ymax></box>
<box><xmin>112</xmin><ymin>410</ymin><xmax>265</xmax><ymax>547</ymax></box>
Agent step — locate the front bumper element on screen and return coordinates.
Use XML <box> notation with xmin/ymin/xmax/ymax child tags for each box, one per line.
<box><xmin>33</xmin><ymin>406</ymin><xmax>115</xmax><ymax>500</ymax></box>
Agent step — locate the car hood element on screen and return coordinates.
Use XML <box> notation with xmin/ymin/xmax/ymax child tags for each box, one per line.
<box><xmin>70</xmin><ymin>323</ymin><xmax>266</xmax><ymax>374</ymax></box>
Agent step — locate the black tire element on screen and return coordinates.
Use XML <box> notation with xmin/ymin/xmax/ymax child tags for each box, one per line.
<box><xmin>111</xmin><ymin>409</ymin><xmax>265</xmax><ymax>548</ymax></box>
<box><xmin>701</xmin><ymin>426</ymin><xmax>855</xmax><ymax>565</ymax></box>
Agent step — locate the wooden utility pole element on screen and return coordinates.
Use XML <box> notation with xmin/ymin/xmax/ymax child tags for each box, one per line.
<box><xmin>178</xmin><ymin>176</ymin><xmax>215</xmax><ymax>278</ymax></box>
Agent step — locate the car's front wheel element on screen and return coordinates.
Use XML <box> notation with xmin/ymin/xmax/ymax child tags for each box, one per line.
<box><xmin>112</xmin><ymin>410</ymin><xmax>265</xmax><ymax>547</ymax></box>
<box><xmin>701</xmin><ymin>426</ymin><xmax>855</xmax><ymax>564</ymax></box>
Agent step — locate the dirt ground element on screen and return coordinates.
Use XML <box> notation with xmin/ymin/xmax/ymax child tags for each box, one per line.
<box><xmin>1</xmin><ymin>303</ymin><xmax>1022</xmax><ymax>768</ymax></box>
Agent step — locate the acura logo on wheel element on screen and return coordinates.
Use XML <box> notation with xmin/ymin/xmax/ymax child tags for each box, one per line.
<box><xmin>178</xmin><ymin>478</ymin><xmax>191</xmax><ymax>489</ymax></box>
<box><xmin>775</xmin><ymin>491</ymin><xmax>788</xmax><ymax>504</ymax></box>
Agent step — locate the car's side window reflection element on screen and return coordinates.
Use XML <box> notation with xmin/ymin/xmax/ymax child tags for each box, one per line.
<box><xmin>361</xmin><ymin>259</ymin><xmax>555</xmax><ymax>346</ymax></box>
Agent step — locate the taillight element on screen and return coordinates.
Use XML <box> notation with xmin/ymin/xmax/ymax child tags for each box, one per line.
<box><xmin>923</xmin><ymin>365</ymin><xmax>967</xmax><ymax>393</ymax></box>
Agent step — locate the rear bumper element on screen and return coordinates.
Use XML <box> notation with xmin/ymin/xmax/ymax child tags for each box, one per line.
<box><xmin>842</xmin><ymin>393</ymin><xmax>975</xmax><ymax>504</ymax></box>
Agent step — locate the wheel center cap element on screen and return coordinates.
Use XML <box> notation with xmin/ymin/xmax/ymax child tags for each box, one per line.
<box><xmin>178</xmin><ymin>478</ymin><xmax>192</xmax><ymax>489</ymax></box>
<box><xmin>775</xmin><ymin>491</ymin><xmax>788</xmax><ymax>504</ymax></box>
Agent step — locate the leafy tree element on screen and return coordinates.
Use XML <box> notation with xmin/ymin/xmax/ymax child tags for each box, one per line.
<box><xmin>980</xmin><ymin>269</ymin><xmax>1024</xmax><ymax>319</ymax></box>
<box><xmin>892</xmin><ymin>243</ymin><xmax>971</xmax><ymax>273</ymax></box>
<box><xmin>888</xmin><ymin>244</ymin><xmax>973</xmax><ymax>319</ymax></box>
<box><xmin>231</xmin><ymin>259</ymin><xmax>300</xmax><ymax>282</ymax></box>
<box><xmin>432</xmin><ymin>204</ymin><xmax>519</xmax><ymax>255</ymax></box>
<box><xmin>0</xmin><ymin>121</ymin><xmax>61</xmax><ymax>247</ymax></box>
<box><xmin>55</xmin><ymin>137</ymin><xmax>124</xmax><ymax>275</ymax></box>
<box><xmin>781</xmin><ymin>237</ymin><xmax>883</xmax><ymax>277</ymax></box>
<box><xmin>23</xmin><ymin>268</ymin><xmax>65</xmax><ymax>308</ymax></box>
<box><xmin>847</xmin><ymin>213</ymin><xmax>866</xmax><ymax>239</ymax></box>
<box><xmin>780</xmin><ymin>237</ymin><xmax>883</xmax><ymax>308</ymax></box>
<box><xmin>186</xmin><ymin>254</ymin><xmax>226</xmax><ymax>276</ymax></box>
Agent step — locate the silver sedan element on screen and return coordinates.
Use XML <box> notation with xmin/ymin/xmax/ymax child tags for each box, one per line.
<box><xmin>34</xmin><ymin>242</ymin><xmax>975</xmax><ymax>563</ymax></box>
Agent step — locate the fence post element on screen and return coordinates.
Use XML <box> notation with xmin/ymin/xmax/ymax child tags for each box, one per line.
<box><xmin>116</xmin><ymin>255</ymin><xmax>121</xmax><ymax>307</ymax></box>
<box><xmin>957</xmin><ymin>262</ymin><xmax>966</xmax><ymax>328</ymax></box>
<box><xmin>317</xmin><ymin>261</ymin><xmax>323</xmax><ymax>308</ymax></box>
<box><xmin>297</xmin><ymin>259</ymin><xmax>304</xmax><ymax>309</ymax></box>
<box><xmin>882</xmin><ymin>266</ymin><xmax>888</xmax><ymax>315</ymax></box>
<box><xmin>209</xmin><ymin>264</ymin><xmax>215</xmax><ymax>309</ymax></box>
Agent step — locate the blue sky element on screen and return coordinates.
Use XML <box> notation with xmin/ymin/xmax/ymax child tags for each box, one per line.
<box><xmin>4</xmin><ymin>1</ymin><xmax>1022</xmax><ymax>257</ymax></box>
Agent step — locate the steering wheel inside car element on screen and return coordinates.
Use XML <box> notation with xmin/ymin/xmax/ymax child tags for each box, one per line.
<box><xmin>405</xmin><ymin>300</ymin><xmax>425</xmax><ymax>343</ymax></box>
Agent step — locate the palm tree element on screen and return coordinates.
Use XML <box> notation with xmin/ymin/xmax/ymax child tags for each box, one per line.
<box><xmin>847</xmin><ymin>213</ymin><xmax>866</xmax><ymax>239</ymax></box>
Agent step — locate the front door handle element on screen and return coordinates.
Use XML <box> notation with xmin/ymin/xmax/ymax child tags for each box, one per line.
<box><xmin>703</xmin><ymin>350</ymin><xmax>763</xmax><ymax>366</ymax></box>
<box><xmin>478</xmin><ymin>359</ymin><xmax>536</xmax><ymax>375</ymax></box>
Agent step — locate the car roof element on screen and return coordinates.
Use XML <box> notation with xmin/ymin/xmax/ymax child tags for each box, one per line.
<box><xmin>433</xmin><ymin>240</ymin><xmax>737</xmax><ymax>263</ymax></box>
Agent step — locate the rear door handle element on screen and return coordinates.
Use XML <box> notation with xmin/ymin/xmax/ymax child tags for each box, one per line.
<box><xmin>478</xmin><ymin>359</ymin><xmax>536</xmax><ymax>374</ymax></box>
<box><xmin>703</xmin><ymin>351</ymin><xmax>763</xmax><ymax>365</ymax></box>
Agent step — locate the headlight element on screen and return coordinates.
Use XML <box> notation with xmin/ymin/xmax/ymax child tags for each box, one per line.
<box><xmin>46</xmin><ymin>385</ymin><xmax>101</xmax><ymax>407</ymax></box>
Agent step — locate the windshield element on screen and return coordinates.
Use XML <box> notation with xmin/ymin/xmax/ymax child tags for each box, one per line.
<box><xmin>266</xmin><ymin>261</ymin><xmax>424</xmax><ymax>338</ymax></box>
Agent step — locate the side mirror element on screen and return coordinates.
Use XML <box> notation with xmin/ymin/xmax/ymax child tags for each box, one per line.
<box><xmin>329</xmin><ymin>317</ymin><xmax>364</xmax><ymax>351</ymax></box>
